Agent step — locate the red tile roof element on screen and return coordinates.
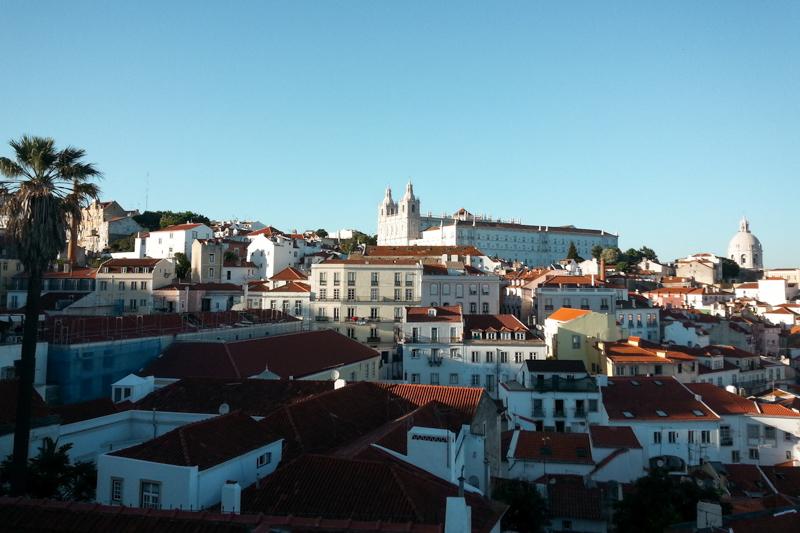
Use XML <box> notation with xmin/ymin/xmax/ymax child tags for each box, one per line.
<box><xmin>99</xmin><ymin>258</ymin><xmax>162</xmax><ymax>269</ymax></box>
<box><xmin>541</xmin><ymin>275</ymin><xmax>606</xmax><ymax>287</ymax></box>
<box><xmin>241</xmin><ymin>451</ymin><xmax>503</xmax><ymax>532</ymax></box>
<box><xmin>269</xmin><ymin>266</ymin><xmax>308</xmax><ymax>281</ymax></box>
<box><xmin>686</xmin><ymin>383</ymin><xmax>758</xmax><ymax>415</ymax></box>
<box><xmin>538</xmin><ymin>474</ymin><xmax>604</xmax><ymax>521</ymax></box>
<box><xmin>41</xmin><ymin>268</ymin><xmax>97</xmax><ymax>279</ymax></box>
<box><xmin>757</xmin><ymin>403</ymin><xmax>800</xmax><ymax>417</ymax></box>
<box><xmin>262</xmin><ymin>281</ymin><xmax>311</xmax><ymax>293</ymax></box>
<box><xmin>363</xmin><ymin>245</ymin><xmax>486</xmax><ymax>257</ymax></box>
<box><xmin>142</xmin><ymin>330</ymin><xmax>378</xmax><ymax>380</ymax></box>
<box><xmin>547</xmin><ymin>308</ymin><xmax>592</xmax><ymax>322</ymax></box>
<box><xmin>323</xmin><ymin>257</ymin><xmax>419</xmax><ymax>266</ymax></box>
<box><xmin>247</xmin><ymin>226</ymin><xmax>284</xmax><ymax>237</ymax></box>
<box><xmin>52</xmin><ymin>398</ymin><xmax>121</xmax><ymax>424</ymax></box>
<box><xmin>589</xmin><ymin>425</ymin><xmax>642</xmax><ymax>449</ymax></box>
<box><xmin>108</xmin><ymin>411</ymin><xmax>279</xmax><ymax>469</ymax></box>
<box><xmin>133</xmin><ymin>378</ymin><xmax>334</xmax><ymax>417</ymax></box>
<box><xmin>0</xmin><ymin>380</ymin><xmax>52</xmax><ymax>426</ymax></box>
<box><xmin>507</xmin><ymin>431</ymin><xmax>593</xmax><ymax>464</ymax></box>
<box><xmin>722</xmin><ymin>464</ymin><xmax>772</xmax><ymax>498</ymax></box>
<box><xmin>153</xmin><ymin>223</ymin><xmax>205</xmax><ymax>232</ymax></box>
<box><xmin>602</xmin><ymin>377</ymin><xmax>718</xmax><ymax>421</ymax></box>
<box><xmin>405</xmin><ymin>305</ymin><xmax>463</xmax><ymax>323</ymax></box>
<box><xmin>464</xmin><ymin>314</ymin><xmax>529</xmax><ymax>333</ymax></box>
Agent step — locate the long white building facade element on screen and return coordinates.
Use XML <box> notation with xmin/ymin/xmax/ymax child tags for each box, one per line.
<box><xmin>377</xmin><ymin>183</ymin><xmax>618</xmax><ymax>266</ymax></box>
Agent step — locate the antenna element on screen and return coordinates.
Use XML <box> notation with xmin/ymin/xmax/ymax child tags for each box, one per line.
<box><xmin>145</xmin><ymin>172</ymin><xmax>150</xmax><ymax>212</ymax></box>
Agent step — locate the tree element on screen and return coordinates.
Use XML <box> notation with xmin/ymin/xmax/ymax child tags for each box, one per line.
<box><xmin>721</xmin><ymin>257</ymin><xmax>740</xmax><ymax>280</ymax></box>
<box><xmin>339</xmin><ymin>231</ymin><xmax>378</xmax><ymax>254</ymax></box>
<box><xmin>600</xmin><ymin>247</ymin><xmax>620</xmax><ymax>264</ymax></box>
<box><xmin>108</xmin><ymin>234</ymin><xmax>134</xmax><ymax>253</ymax></box>
<box><xmin>315</xmin><ymin>228</ymin><xmax>328</xmax><ymax>238</ymax></box>
<box><xmin>639</xmin><ymin>246</ymin><xmax>658</xmax><ymax>262</ymax></box>
<box><xmin>159</xmin><ymin>210</ymin><xmax>210</xmax><ymax>229</ymax></box>
<box><xmin>0</xmin><ymin>437</ymin><xmax>96</xmax><ymax>501</ymax></box>
<box><xmin>591</xmin><ymin>245</ymin><xmax>604</xmax><ymax>260</ymax></box>
<box><xmin>492</xmin><ymin>478</ymin><xmax>549</xmax><ymax>533</ymax></box>
<box><xmin>566</xmin><ymin>241</ymin><xmax>581</xmax><ymax>261</ymax></box>
<box><xmin>613</xmin><ymin>469</ymin><xmax>728</xmax><ymax>533</ymax></box>
<box><xmin>62</xmin><ymin>149</ymin><xmax>101</xmax><ymax>265</ymax></box>
<box><xmin>0</xmin><ymin>135</ymin><xmax>99</xmax><ymax>495</ymax></box>
<box><xmin>173</xmin><ymin>252</ymin><xmax>191</xmax><ymax>280</ymax></box>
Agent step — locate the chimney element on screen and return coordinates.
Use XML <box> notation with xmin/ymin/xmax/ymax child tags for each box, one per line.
<box><xmin>599</xmin><ymin>257</ymin><xmax>606</xmax><ymax>282</ymax></box>
<box><xmin>696</xmin><ymin>501</ymin><xmax>722</xmax><ymax>529</ymax></box>
<box><xmin>221</xmin><ymin>481</ymin><xmax>241</xmax><ymax>514</ymax></box>
<box><xmin>445</xmin><ymin>497</ymin><xmax>472</xmax><ymax>533</ymax></box>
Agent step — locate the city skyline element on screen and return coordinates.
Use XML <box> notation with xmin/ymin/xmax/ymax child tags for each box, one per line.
<box><xmin>2</xmin><ymin>1</ymin><xmax>798</xmax><ymax>266</ymax></box>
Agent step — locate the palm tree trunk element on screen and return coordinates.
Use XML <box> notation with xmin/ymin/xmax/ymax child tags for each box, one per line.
<box><xmin>67</xmin><ymin>179</ymin><xmax>78</xmax><ymax>265</ymax></box>
<box><xmin>9</xmin><ymin>270</ymin><xmax>43</xmax><ymax>496</ymax></box>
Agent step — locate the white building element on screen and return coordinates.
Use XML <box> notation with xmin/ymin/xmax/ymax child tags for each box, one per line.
<box><xmin>401</xmin><ymin>306</ymin><xmax>546</xmax><ymax>396</ymax></box>
<box><xmin>376</xmin><ymin>183</ymin><xmax>618</xmax><ymax>266</ymax></box>
<box><xmin>96</xmin><ymin>411</ymin><xmax>282</xmax><ymax>510</ymax></box>
<box><xmin>727</xmin><ymin>217</ymin><xmax>763</xmax><ymax>271</ymax></box>
<box><xmin>500</xmin><ymin>360</ymin><xmax>603</xmax><ymax>433</ymax></box>
<box><xmin>534</xmin><ymin>275</ymin><xmax>619</xmax><ymax>324</ymax></box>
<box><xmin>145</xmin><ymin>223</ymin><xmax>214</xmax><ymax>261</ymax></box>
<box><xmin>246</xmin><ymin>230</ymin><xmax>321</xmax><ymax>280</ymax></box>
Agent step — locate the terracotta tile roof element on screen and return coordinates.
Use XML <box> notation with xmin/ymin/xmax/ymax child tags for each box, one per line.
<box><xmin>722</xmin><ymin>464</ymin><xmax>773</xmax><ymax>498</ymax></box>
<box><xmin>155</xmin><ymin>282</ymin><xmax>243</xmax><ymax>292</ymax></box>
<box><xmin>262</xmin><ymin>281</ymin><xmax>311</xmax><ymax>293</ymax></box>
<box><xmin>241</xmin><ymin>451</ymin><xmax>502</xmax><ymax>532</ymax></box>
<box><xmin>757</xmin><ymin>403</ymin><xmax>800</xmax><ymax>417</ymax></box>
<box><xmin>405</xmin><ymin>305</ymin><xmax>463</xmax><ymax>323</ymax></box>
<box><xmin>538</xmin><ymin>474</ymin><xmax>604</xmax><ymax>521</ymax></box>
<box><xmin>541</xmin><ymin>275</ymin><xmax>606</xmax><ymax>287</ymax></box>
<box><xmin>99</xmin><ymin>258</ymin><xmax>162</xmax><ymax>269</ymax></box>
<box><xmin>322</xmin><ymin>257</ymin><xmax>420</xmax><ymax>266</ymax></box>
<box><xmin>760</xmin><ymin>466</ymin><xmax>800</xmax><ymax>500</ymax></box>
<box><xmin>134</xmin><ymin>378</ymin><xmax>334</xmax><ymax>417</ymax></box>
<box><xmin>256</xmin><ymin>382</ymin><xmax>486</xmax><ymax>461</ymax></box>
<box><xmin>0</xmin><ymin>380</ymin><xmax>52</xmax><ymax>427</ymax></box>
<box><xmin>546</xmin><ymin>308</ymin><xmax>592</xmax><ymax>322</ymax></box>
<box><xmin>464</xmin><ymin>314</ymin><xmax>529</xmax><ymax>332</ymax></box>
<box><xmin>108</xmin><ymin>411</ymin><xmax>279</xmax><ymax>470</ymax></box>
<box><xmin>508</xmin><ymin>431</ymin><xmax>593</xmax><ymax>464</ymax></box>
<box><xmin>589</xmin><ymin>425</ymin><xmax>642</xmax><ymax>449</ymax></box>
<box><xmin>269</xmin><ymin>266</ymin><xmax>308</xmax><ymax>281</ymax></box>
<box><xmin>685</xmin><ymin>383</ymin><xmax>758</xmax><ymax>415</ymax></box>
<box><xmin>602</xmin><ymin>377</ymin><xmax>718</xmax><ymax>421</ymax></box>
<box><xmin>0</xmin><ymin>497</ymin><xmax>257</xmax><ymax>532</ymax></box>
<box><xmin>602</xmin><ymin>339</ymin><xmax>697</xmax><ymax>365</ymax></box>
<box><xmin>141</xmin><ymin>330</ymin><xmax>379</xmax><ymax>380</ymax></box>
<box><xmin>41</xmin><ymin>268</ymin><xmax>97</xmax><ymax>279</ymax></box>
<box><xmin>372</xmin><ymin>401</ymin><xmax>471</xmax><ymax>455</ymax></box>
<box><xmin>247</xmin><ymin>226</ymin><xmax>284</xmax><ymax>237</ymax></box>
<box><xmin>152</xmin><ymin>223</ymin><xmax>205</xmax><ymax>232</ymax></box>
<box><xmin>363</xmin><ymin>245</ymin><xmax>486</xmax><ymax>257</ymax></box>
<box><xmin>52</xmin><ymin>398</ymin><xmax>121</xmax><ymax>424</ymax></box>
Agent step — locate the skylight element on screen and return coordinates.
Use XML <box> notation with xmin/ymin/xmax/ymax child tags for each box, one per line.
<box><xmin>654</xmin><ymin>380</ymin><xmax>663</xmax><ymax>386</ymax></box>
<box><xmin>631</xmin><ymin>380</ymin><xmax>640</xmax><ymax>386</ymax></box>
<box><xmin>692</xmin><ymin>409</ymin><xmax>705</xmax><ymax>417</ymax></box>
<box><xmin>656</xmin><ymin>410</ymin><xmax>668</xmax><ymax>417</ymax></box>
<box><xmin>623</xmin><ymin>411</ymin><xmax>634</xmax><ymax>418</ymax></box>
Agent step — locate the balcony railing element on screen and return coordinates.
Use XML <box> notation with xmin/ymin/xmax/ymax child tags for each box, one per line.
<box><xmin>315</xmin><ymin>316</ymin><xmax>330</xmax><ymax>322</ymax></box>
<box><xmin>532</xmin><ymin>408</ymin><xmax>546</xmax><ymax>418</ymax></box>
<box><xmin>367</xmin><ymin>336</ymin><xmax>381</xmax><ymax>343</ymax></box>
<box><xmin>553</xmin><ymin>409</ymin><xmax>566</xmax><ymax>418</ymax></box>
<box><xmin>573</xmin><ymin>408</ymin><xmax>587</xmax><ymax>418</ymax></box>
<box><xmin>720</xmin><ymin>438</ymin><xmax>733</xmax><ymax>447</ymax></box>
<box><xmin>428</xmin><ymin>357</ymin><xmax>443</xmax><ymax>367</ymax></box>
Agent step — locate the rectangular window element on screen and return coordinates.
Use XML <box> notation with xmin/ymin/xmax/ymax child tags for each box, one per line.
<box><xmin>370</xmin><ymin>288</ymin><xmax>378</xmax><ymax>300</ymax></box>
<box><xmin>209</xmin><ymin>253</ymin><xmax>215</xmax><ymax>263</ymax></box>
<box><xmin>456</xmin><ymin>284</ymin><xmax>464</xmax><ymax>298</ymax></box>
<box><xmin>765</xmin><ymin>427</ymin><xmax>777</xmax><ymax>441</ymax></box>
<box><xmin>430</xmin><ymin>373</ymin><xmax>439</xmax><ymax>385</ymax></box>
<box><xmin>209</xmin><ymin>267</ymin><xmax>215</xmax><ymax>277</ymax></box>
<box><xmin>394</xmin><ymin>272</ymin><xmax>402</xmax><ymax>286</ymax></box>
<box><xmin>371</xmin><ymin>272</ymin><xmax>379</xmax><ymax>286</ymax></box>
<box><xmin>688</xmin><ymin>430</ymin><xmax>695</xmax><ymax>444</ymax></box>
<box><xmin>394</xmin><ymin>288</ymin><xmax>402</xmax><ymax>301</ymax></box>
<box><xmin>749</xmin><ymin>448</ymin><xmax>759</xmax><ymax>460</ymax></box>
<box><xmin>319</xmin><ymin>272</ymin><xmax>327</xmax><ymax>285</ymax></box>
<box><xmin>118</xmin><ymin>281</ymin><xmax>125</xmax><ymax>291</ymax></box>
<box><xmin>111</xmin><ymin>478</ymin><xmax>123</xmax><ymax>504</ymax></box>
<box><xmin>668</xmin><ymin>431</ymin><xmax>677</xmax><ymax>444</ymax></box>
<box><xmin>471</xmin><ymin>374</ymin><xmax>480</xmax><ymax>386</ymax></box>
<box><xmin>411</xmin><ymin>373</ymin><xmax>420</xmax><ymax>384</ymax></box>
<box><xmin>653</xmin><ymin>431</ymin><xmax>662</xmax><ymax>444</ymax></box>
<box><xmin>140</xmin><ymin>281</ymin><xmax>147</xmax><ymax>290</ymax></box>
<box><xmin>256</xmin><ymin>452</ymin><xmax>272</xmax><ymax>468</ymax></box>
<box><xmin>333</xmin><ymin>288</ymin><xmax>340</xmax><ymax>299</ymax></box>
<box><xmin>430</xmin><ymin>284</ymin><xmax>439</xmax><ymax>295</ymax></box>
<box><xmin>99</xmin><ymin>281</ymin><xmax>108</xmax><ymax>291</ymax></box>
<box><xmin>732</xmin><ymin>450</ymin><xmax>740</xmax><ymax>463</ymax></box>
<box><xmin>469</xmin><ymin>302</ymin><xmax>477</xmax><ymax>313</ymax></box>
<box><xmin>571</xmin><ymin>335</ymin><xmax>581</xmax><ymax>349</ymax></box>
<box><xmin>405</xmin><ymin>288</ymin><xmax>413</xmax><ymax>301</ymax></box>
<box><xmin>347</xmin><ymin>288</ymin><xmax>355</xmax><ymax>300</ymax></box>
<box><xmin>140</xmin><ymin>481</ymin><xmax>161</xmax><ymax>509</ymax></box>
<box><xmin>485</xmin><ymin>375</ymin><xmax>494</xmax><ymax>392</ymax></box>
<box><xmin>449</xmin><ymin>373</ymin><xmax>459</xmax><ymax>385</ymax></box>
<box><xmin>701</xmin><ymin>430</ymin><xmax>711</xmax><ymax>444</ymax></box>
<box><xmin>588</xmin><ymin>399</ymin><xmax>598</xmax><ymax>412</ymax></box>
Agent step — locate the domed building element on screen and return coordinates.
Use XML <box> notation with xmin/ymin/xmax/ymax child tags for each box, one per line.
<box><xmin>727</xmin><ymin>217</ymin><xmax>763</xmax><ymax>270</ymax></box>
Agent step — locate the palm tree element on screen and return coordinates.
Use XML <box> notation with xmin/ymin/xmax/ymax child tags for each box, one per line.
<box><xmin>62</xmin><ymin>148</ymin><xmax>101</xmax><ymax>265</ymax></box>
<box><xmin>0</xmin><ymin>135</ymin><xmax>100</xmax><ymax>496</ymax></box>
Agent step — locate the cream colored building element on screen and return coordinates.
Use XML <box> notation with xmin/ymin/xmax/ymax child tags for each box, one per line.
<box><xmin>310</xmin><ymin>257</ymin><xmax>422</xmax><ymax>377</ymax></box>
<box><xmin>75</xmin><ymin>258</ymin><xmax>176</xmax><ymax>315</ymax></box>
<box><xmin>77</xmin><ymin>200</ymin><xmax>143</xmax><ymax>254</ymax></box>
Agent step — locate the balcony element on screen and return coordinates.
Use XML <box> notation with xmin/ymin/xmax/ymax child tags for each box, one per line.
<box><xmin>347</xmin><ymin>280</ymin><xmax>356</xmax><ymax>287</ymax></box>
<box><xmin>428</xmin><ymin>357</ymin><xmax>443</xmax><ymax>367</ymax></box>
<box><xmin>315</xmin><ymin>316</ymin><xmax>330</xmax><ymax>322</ymax></box>
<box><xmin>553</xmin><ymin>409</ymin><xmax>566</xmax><ymax>418</ymax></box>
<box><xmin>450</xmin><ymin>336</ymin><xmax>462</xmax><ymax>343</ymax></box>
<box><xmin>367</xmin><ymin>336</ymin><xmax>381</xmax><ymax>343</ymax></box>
<box><xmin>720</xmin><ymin>438</ymin><xmax>733</xmax><ymax>447</ymax></box>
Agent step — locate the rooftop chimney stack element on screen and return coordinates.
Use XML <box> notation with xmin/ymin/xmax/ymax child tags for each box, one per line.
<box><xmin>221</xmin><ymin>481</ymin><xmax>241</xmax><ymax>514</ymax></box>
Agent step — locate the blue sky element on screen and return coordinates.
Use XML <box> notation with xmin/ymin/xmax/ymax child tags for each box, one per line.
<box><xmin>2</xmin><ymin>1</ymin><xmax>798</xmax><ymax>266</ymax></box>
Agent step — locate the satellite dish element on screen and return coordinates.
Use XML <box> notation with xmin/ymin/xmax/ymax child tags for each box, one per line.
<box><xmin>656</xmin><ymin>458</ymin><xmax>665</xmax><ymax>468</ymax></box>
<box><xmin>330</xmin><ymin>370</ymin><xmax>340</xmax><ymax>381</ymax></box>
<box><xmin>218</xmin><ymin>403</ymin><xmax>230</xmax><ymax>415</ymax></box>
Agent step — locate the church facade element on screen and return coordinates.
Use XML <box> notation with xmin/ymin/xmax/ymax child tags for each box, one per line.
<box><xmin>377</xmin><ymin>182</ymin><xmax>618</xmax><ymax>266</ymax></box>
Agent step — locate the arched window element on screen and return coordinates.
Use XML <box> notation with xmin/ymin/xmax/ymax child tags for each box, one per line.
<box><xmin>753</xmin><ymin>254</ymin><xmax>758</xmax><ymax>265</ymax></box>
<box><xmin>741</xmin><ymin>254</ymin><xmax>747</xmax><ymax>265</ymax></box>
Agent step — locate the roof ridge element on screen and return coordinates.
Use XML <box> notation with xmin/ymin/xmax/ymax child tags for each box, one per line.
<box><xmin>386</xmin><ymin>463</ymin><xmax>426</xmax><ymax>523</ymax></box>
<box><xmin>177</xmin><ymin>424</ymin><xmax>192</xmax><ymax>466</ymax></box>
<box><xmin>222</xmin><ymin>343</ymin><xmax>242</xmax><ymax>378</ymax></box>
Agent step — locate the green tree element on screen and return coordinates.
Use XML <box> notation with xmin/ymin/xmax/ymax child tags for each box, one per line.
<box><xmin>173</xmin><ymin>252</ymin><xmax>191</xmax><ymax>280</ymax></box>
<box><xmin>159</xmin><ymin>210</ymin><xmax>210</xmax><ymax>228</ymax></box>
<box><xmin>108</xmin><ymin>234</ymin><xmax>134</xmax><ymax>253</ymax></box>
<box><xmin>600</xmin><ymin>247</ymin><xmax>620</xmax><ymax>264</ymax></box>
<box><xmin>591</xmin><ymin>245</ymin><xmax>604</xmax><ymax>260</ymax></box>
<box><xmin>613</xmin><ymin>469</ymin><xmax>728</xmax><ymax>533</ymax></box>
<box><xmin>223</xmin><ymin>250</ymin><xmax>238</xmax><ymax>265</ymax></box>
<box><xmin>721</xmin><ymin>257</ymin><xmax>740</xmax><ymax>280</ymax></box>
<box><xmin>0</xmin><ymin>135</ymin><xmax>99</xmax><ymax>495</ymax></box>
<box><xmin>315</xmin><ymin>228</ymin><xmax>328</xmax><ymax>238</ymax></box>
<box><xmin>492</xmin><ymin>478</ymin><xmax>549</xmax><ymax>533</ymax></box>
<box><xmin>0</xmin><ymin>437</ymin><xmax>96</xmax><ymax>501</ymax></box>
<box><xmin>566</xmin><ymin>241</ymin><xmax>581</xmax><ymax>261</ymax></box>
<box><xmin>132</xmin><ymin>210</ymin><xmax>164</xmax><ymax>231</ymax></box>
<box><xmin>339</xmin><ymin>231</ymin><xmax>378</xmax><ymax>254</ymax></box>
<box><xmin>639</xmin><ymin>246</ymin><xmax>658</xmax><ymax>262</ymax></box>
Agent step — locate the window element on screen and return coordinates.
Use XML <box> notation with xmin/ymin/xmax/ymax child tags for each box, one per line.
<box><xmin>747</xmin><ymin>424</ymin><xmax>760</xmax><ymax>440</ymax></box>
<box><xmin>370</xmin><ymin>288</ymin><xmax>378</xmax><ymax>300</ymax></box>
<box><xmin>588</xmin><ymin>399</ymin><xmax>598</xmax><ymax>412</ymax></box>
<box><xmin>563</xmin><ymin>298</ymin><xmax>571</xmax><ymax>308</ymax></box>
<box><xmin>562</xmin><ymin>520</ymin><xmax>573</xmax><ymax>531</ymax></box>
<box><xmin>111</xmin><ymin>478</ymin><xmax>123</xmax><ymax>504</ymax></box>
<box><xmin>449</xmin><ymin>373</ymin><xmax>459</xmax><ymax>385</ymax></box>
<box><xmin>470</xmin><ymin>302</ymin><xmax>477</xmax><ymax>313</ymax></box>
<box><xmin>701</xmin><ymin>430</ymin><xmax>711</xmax><ymax>444</ymax></box>
<box><xmin>765</xmin><ymin>427</ymin><xmax>777</xmax><ymax>441</ymax></box>
<box><xmin>141</xmin><ymin>281</ymin><xmax>148</xmax><ymax>290</ymax></box>
<box><xmin>118</xmin><ymin>281</ymin><xmax>125</xmax><ymax>291</ymax></box>
<box><xmin>580</xmin><ymin>298</ymin><xmax>589</xmax><ymax>309</ymax></box>
<box><xmin>371</xmin><ymin>272</ymin><xmax>379</xmax><ymax>286</ymax></box>
<box><xmin>209</xmin><ymin>267</ymin><xmax>215</xmax><ymax>277</ymax></box>
<box><xmin>732</xmin><ymin>450</ymin><xmax>740</xmax><ymax>463</ymax></box>
<box><xmin>668</xmin><ymin>431</ymin><xmax>677</xmax><ymax>444</ymax></box>
<box><xmin>333</xmin><ymin>288</ymin><xmax>340</xmax><ymax>299</ymax></box>
<box><xmin>394</xmin><ymin>307</ymin><xmax>403</xmax><ymax>320</ymax></box>
<box><xmin>99</xmin><ymin>281</ymin><xmax>108</xmax><ymax>291</ymax></box>
<box><xmin>226</xmin><ymin>270</ymin><xmax>232</xmax><ymax>280</ymax></box>
<box><xmin>499</xmin><ymin>351</ymin><xmax>508</xmax><ymax>363</ymax></box>
<box><xmin>411</xmin><ymin>373</ymin><xmax>420</xmax><ymax>384</ymax></box>
<box><xmin>471</xmin><ymin>351</ymin><xmax>479</xmax><ymax>363</ymax></box>
<box><xmin>319</xmin><ymin>288</ymin><xmax>327</xmax><ymax>299</ymax></box>
<box><xmin>469</xmin><ymin>284</ymin><xmax>477</xmax><ymax>296</ymax></box>
<box><xmin>347</xmin><ymin>288</ymin><xmax>355</xmax><ymax>300</ymax></box>
<box><xmin>430</xmin><ymin>284</ymin><xmax>439</xmax><ymax>296</ymax></box>
<box><xmin>394</xmin><ymin>272</ymin><xmax>402</xmax><ymax>286</ymax></box>
<box><xmin>481</xmin><ymin>284</ymin><xmax>489</xmax><ymax>295</ymax></box>
<box><xmin>571</xmin><ymin>335</ymin><xmax>581</xmax><ymax>349</ymax></box>
<box><xmin>430</xmin><ymin>373</ymin><xmax>439</xmax><ymax>385</ymax></box>
<box><xmin>128</xmin><ymin>299</ymin><xmax>137</xmax><ymax>310</ymax></box>
<box><xmin>209</xmin><ymin>253</ymin><xmax>215</xmax><ymax>263</ymax></box>
<box><xmin>688</xmin><ymin>430</ymin><xmax>695</xmax><ymax>444</ymax></box>
<box><xmin>653</xmin><ymin>431</ymin><xmax>662</xmax><ymax>444</ymax></box>
<box><xmin>482</xmin><ymin>302</ymin><xmax>489</xmax><ymax>313</ymax></box>
<box><xmin>140</xmin><ymin>481</ymin><xmax>161</xmax><ymax>509</ymax></box>
<box><xmin>514</xmin><ymin>352</ymin><xmax>523</xmax><ymax>363</ymax></box>
<box><xmin>471</xmin><ymin>374</ymin><xmax>480</xmax><ymax>386</ymax></box>
<box><xmin>319</xmin><ymin>272</ymin><xmax>327</xmax><ymax>285</ymax></box>
<box><xmin>486</xmin><ymin>351</ymin><xmax>494</xmax><ymax>363</ymax></box>
<box><xmin>405</xmin><ymin>288</ymin><xmax>413</xmax><ymax>301</ymax></box>
<box><xmin>256</xmin><ymin>452</ymin><xmax>272</xmax><ymax>468</ymax></box>
<box><xmin>456</xmin><ymin>284</ymin><xmax>464</xmax><ymax>298</ymax></box>
<box><xmin>749</xmin><ymin>448</ymin><xmax>759</xmax><ymax>460</ymax></box>
<box><xmin>347</xmin><ymin>272</ymin><xmax>356</xmax><ymax>286</ymax></box>
<box><xmin>485</xmin><ymin>375</ymin><xmax>494</xmax><ymax>392</ymax></box>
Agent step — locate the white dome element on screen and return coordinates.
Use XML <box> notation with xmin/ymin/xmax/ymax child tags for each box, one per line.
<box><xmin>727</xmin><ymin>217</ymin><xmax>763</xmax><ymax>270</ymax></box>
